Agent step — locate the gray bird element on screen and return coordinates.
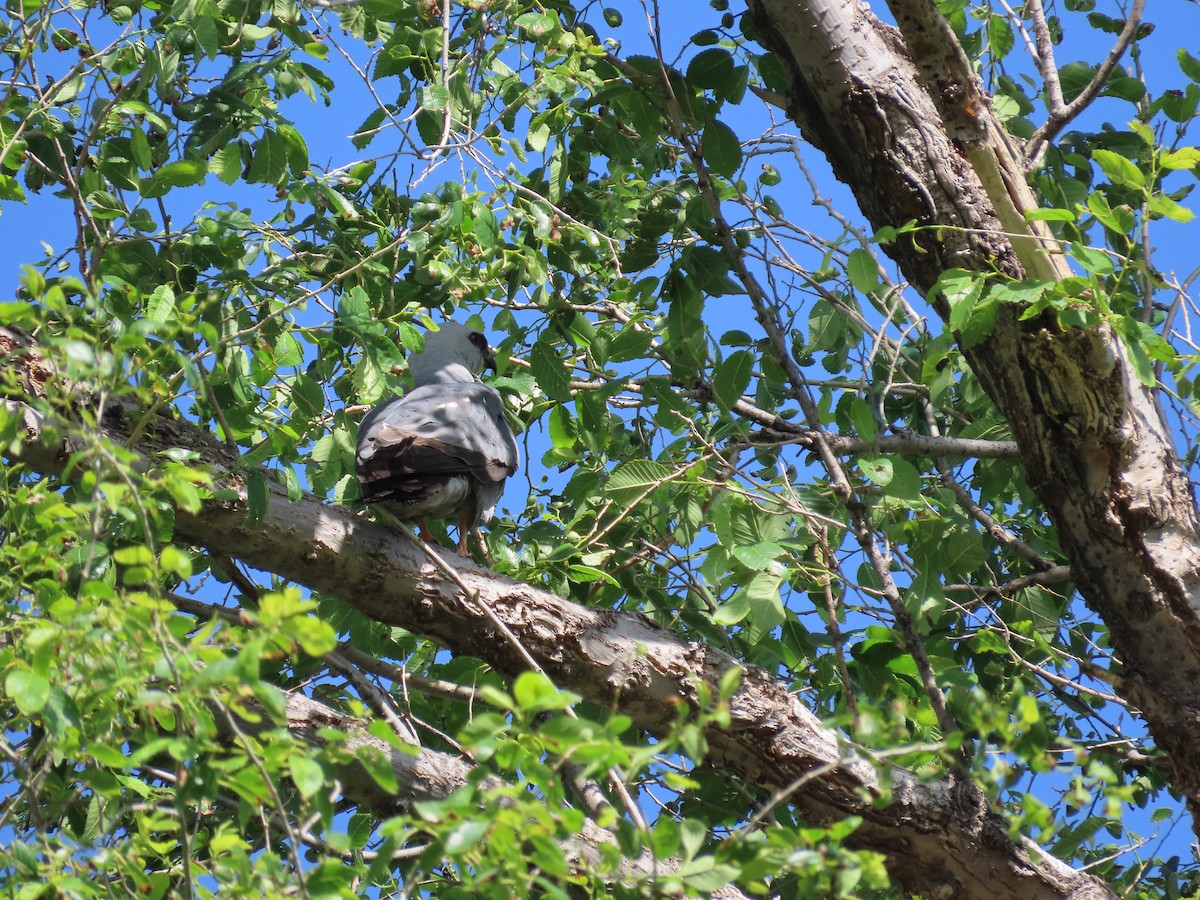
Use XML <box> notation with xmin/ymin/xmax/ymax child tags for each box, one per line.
<box><xmin>355</xmin><ymin>322</ymin><xmax>520</xmax><ymax>555</ymax></box>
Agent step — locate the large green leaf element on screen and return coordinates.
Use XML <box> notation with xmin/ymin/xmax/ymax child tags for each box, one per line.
<box><xmin>700</xmin><ymin>120</ymin><xmax>742</xmax><ymax>178</ymax></box>
<box><xmin>606</xmin><ymin>459</ymin><xmax>673</xmax><ymax>504</ymax></box>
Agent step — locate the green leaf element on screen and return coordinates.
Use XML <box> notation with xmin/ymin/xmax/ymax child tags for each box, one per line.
<box><xmin>352</xmin><ymin>108</ymin><xmax>386</xmax><ymax>150</ymax></box>
<box><xmin>209</xmin><ymin>144</ymin><xmax>243</xmax><ymax>185</ymax></box>
<box><xmin>310</xmin><ymin>433</ymin><xmax>336</xmax><ymax>464</ymax></box>
<box><xmin>848</xmin><ymin>396</ymin><xmax>876</xmax><ymax>443</ymax></box>
<box><xmin>1120</xmin><ymin>324</ymin><xmax>1160</xmax><ymax>387</ymax></box>
<box><xmin>712</xmin><ymin>350</ymin><xmax>754</xmax><ymax>411</ymax></box>
<box><xmin>1084</xmin><ymin>191</ymin><xmax>1135</xmax><ymax>233</ymax></box>
<box><xmin>547</xmin><ymin>404</ymin><xmax>577</xmax><ymax>451</ymax></box>
<box><xmin>159</xmin><ymin>545</ymin><xmax>192</xmax><ymax>579</ymax></box>
<box><xmin>130</xmin><ymin>128</ymin><xmax>152</xmax><ymax>170</ymax></box>
<box><xmin>1160</xmin><ymin>147</ymin><xmax>1200</xmax><ymax>170</ymax></box>
<box><xmin>681</xmin><ymin>246</ymin><xmax>736</xmax><ymax>296</ymax></box>
<box><xmin>711</xmin><ymin>493</ymin><xmax>790</xmax><ymax>548</ymax></box>
<box><xmin>274</xmin><ymin>332</ymin><xmax>303</xmax><ymax>367</ymax></box>
<box><xmin>1113</xmin><ymin>321</ymin><xmax>1171</xmax><ymax>384</ymax></box>
<box><xmin>145</xmin><ymin>285</ymin><xmax>177</xmax><ymax>323</ymax></box>
<box><xmin>606</xmin><ymin>460</ymin><xmax>673</xmax><ymax>504</ymax></box>
<box><xmin>355</xmin><ymin>744</ymin><xmax>398</xmax><ymax>793</ymax></box>
<box><xmin>282</xmin><ymin>467</ymin><xmax>303</xmax><ymax>503</ymax></box>
<box><xmin>881</xmin><ymin>457</ymin><xmax>921</xmax><ymax>502</ymax></box>
<box><xmin>859</xmin><ymin>457</ymin><xmax>893</xmax><ymax>486</ymax></box>
<box><xmin>700</xmin><ymin>120</ymin><xmax>742</xmax><ymax>178</ymax></box>
<box><xmin>6</xmin><ymin>669</ymin><xmax>50</xmax><ymax>714</ymax></box>
<box><xmin>514</xmin><ymin>10</ymin><xmax>558</xmax><ymax>39</ymax></box>
<box><xmin>193</xmin><ymin>15</ymin><xmax>220</xmax><ymax>58</ymax></box>
<box><xmin>113</xmin><ymin>545</ymin><xmax>154</xmax><ymax>566</ymax></box>
<box><xmin>548</xmin><ymin>139</ymin><xmax>567</xmax><ymax>203</ymax></box>
<box><xmin>987</xmin><ymin>14</ymin><xmax>1014</xmax><ymax>58</ymax></box>
<box><xmin>1068</xmin><ymin>242</ymin><xmax>1115</xmax><ymax>276</ymax></box>
<box><xmin>287</xmin><ymin>615</ymin><xmax>337</xmax><ymax>657</ymax></box>
<box><xmin>567</xmin><ymin>564</ymin><xmax>619</xmax><ymax>586</ymax></box>
<box><xmin>421</xmin><ymin>84</ymin><xmax>450</xmax><ymax>112</ymax></box>
<box><xmin>513</xmin><ymin>671</ymin><xmax>577</xmax><ymax>712</ymax></box>
<box><xmin>291</xmin><ymin>756</ymin><xmax>325</xmax><ymax>799</ymax></box>
<box><xmin>527</xmin><ymin>117</ymin><xmax>551</xmax><ymax>154</ymax></box>
<box><xmin>932</xmin><ymin>268</ymin><xmax>985</xmax><ymax>334</ymax></box>
<box><xmin>846</xmin><ymin>247</ymin><xmax>881</xmax><ymax>293</ymax></box>
<box><xmin>731</xmin><ymin>542</ymin><xmax>784</xmax><ymax>570</ymax></box>
<box><xmin>740</xmin><ymin>571</ymin><xmax>785</xmax><ymax>632</ymax></box>
<box><xmin>1091</xmin><ymin>148</ymin><xmax>1146</xmax><ymax>189</ymax></box>
<box><xmin>687</xmin><ymin>48</ymin><xmax>735</xmax><ymax>92</ymax></box>
<box><xmin>246</xmin><ymin>130</ymin><xmax>289</xmax><ymax>185</ymax></box>
<box><xmin>940</xmin><ymin>527</ymin><xmax>988</xmax><ymax>575</ymax></box>
<box><xmin>278</xmin><ymin>123</ymin><xmax>309</xmax><ymax>178</ymax></box>
<box><xmin>471</xmin><ymin>204</ymin><xmax>499</xmax><ymax>249</ymax></box>
<box><xmin>905</xmin><ymin>574</ymin><xmax>946</xmax><ymax>622</ymax></box>
<box><xmin>1051</xmin><ymin>816</ymin><xmax>1109</xmax><ymax>859</ymax></box>
<box><xmin>443</xmin><ymin>820</ymin><xmax>489</xmax><ymax>854</ymax></box>
<box><xmin>246</xmin><ymin>470</ymin><xmax>269</xmax><ymax>523</ymax></box>
<box><xmin>87</xmin><ymin>191</ymin><xmax>126</xmax><ymax>220</ymax></box>
<box><xmin>0</xmin><ymin>173</ymin><xmax>26</xmax><ymax>202</ymax></box>
<box><xmin>1129</xmin><ymin>119</ymin><xmax>1156</xmax><ymax>147</ymax></box>
<box><xmin>1103</xmin><ymin>76</ymin><xmax>1145</xmax><ymax>103</ymax></box>
<box><xmin>143</xmin><ymin>159</ymin><xmax>206</xmax><ymax>197</ymax></box>
<box><xmin>530</xmin><ymin>340</ymin><xmax>572</xmax><ymax>402</ymax></box>
<box><xmin>1147</xmin><ymin>192</ymin><xmax>1195</xmax><ymax>223</ymax></box>
<box><xmin>711</xmin><ymin>589</ymin><xmax>750</xmax><ymax>626</ymax></box>
<box><xmin>1058</xmin><ymin>62</ymin><xmax>1098</xmax><ymax>103</ymax></box>
<box><xmin>1025</xmin><ymin>207</ymin><xmax>1076</xmax><ymax>222</ymax></box>
<box><xmin>1180</xmin><ymin>49</ymin><xmax>1200</xmax><ymax>84</ymax></box>
<box><xmin>959</xmin><ymin>292</ymin><xmax>998</xmax><ymax>349</ymax></box>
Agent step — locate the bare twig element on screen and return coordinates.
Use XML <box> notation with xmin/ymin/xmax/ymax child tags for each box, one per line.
<box><xmin>1024</xmin><ymin>0</ymin><xmax>1147</xmax><ymax>167</ymax></box>
<box><xmin>428</xmin><ymin>0</ymin><xmax>455</xmax><ymax>155</ymax></box>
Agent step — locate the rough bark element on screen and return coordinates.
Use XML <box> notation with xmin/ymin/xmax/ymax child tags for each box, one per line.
<box><xmin>258</xmin><ymin>692</ymin><xmax>477</xmax><ymax>814</ymax></box>
<box><xmin>229</xmin><ymin>693</ymin><xmax>712</xmax><ymax>892</ymax></box>
<box><xmin>747</xmin><ymin>0</ymin><xmax>1200</xmax><ymax>823</ymax></box>
<box><xmin>1</xmin><ymin>325</ymin><xmax>1113</xmax><ymax>900</ymax></box>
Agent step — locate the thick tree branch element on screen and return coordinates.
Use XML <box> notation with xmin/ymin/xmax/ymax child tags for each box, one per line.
<box><xmin>222</xmin><ymin>686</ymin><xmax>712</xmax><ymax>891</ymax></box>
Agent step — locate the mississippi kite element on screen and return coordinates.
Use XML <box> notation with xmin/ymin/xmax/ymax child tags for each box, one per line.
<box><xmin>355</xmin><ymin>322</ymin><xmax>519</xmax><ymax>555</ymax></box>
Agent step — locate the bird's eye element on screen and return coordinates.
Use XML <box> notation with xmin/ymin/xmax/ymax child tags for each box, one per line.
<box><xmin>469</xmin><ymin>332</ymin><xmax>487</xmax><ymax>349</ymax></box>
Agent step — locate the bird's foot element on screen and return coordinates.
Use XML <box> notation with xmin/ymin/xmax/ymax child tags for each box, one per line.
<box><xmin>417</xmin><ymin>520</ymin><xmax>440</xmax><ymax>545</ymax></box>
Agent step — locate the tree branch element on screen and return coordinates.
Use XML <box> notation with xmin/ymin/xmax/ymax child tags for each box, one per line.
<box><xmin>1023</xmin><ymin>0</ymin><xmax>1147</xmax><ymax>167</ymax></box>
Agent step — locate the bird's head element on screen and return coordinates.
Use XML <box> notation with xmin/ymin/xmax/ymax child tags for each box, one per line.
<box><xmin>408</xmin><ymin>321</ymin><xmax>498</xmax><ymax>385</ymax></box>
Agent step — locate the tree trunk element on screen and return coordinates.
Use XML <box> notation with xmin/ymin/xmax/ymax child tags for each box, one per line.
<box><xmin>747</xmin><ymin>0</ymin><xmax>1200</xmax><ymax>822</ymax></box>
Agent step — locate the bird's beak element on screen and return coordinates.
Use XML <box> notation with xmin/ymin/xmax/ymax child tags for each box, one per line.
<box><xmin>484</xmin><ymin>345</ymin><xmax>498</xmax><ymax>373</ymax></box>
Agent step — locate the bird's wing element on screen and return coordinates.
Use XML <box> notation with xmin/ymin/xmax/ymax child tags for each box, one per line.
<box><xmin>475</xmin><ymin>385</ymin><xmax>520</xmax><ymax>476</ymax></box>
<box><xmin>356</xmin><ymin>384</ymin><xmax>518</xmax><ymax>491</ymax></box>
